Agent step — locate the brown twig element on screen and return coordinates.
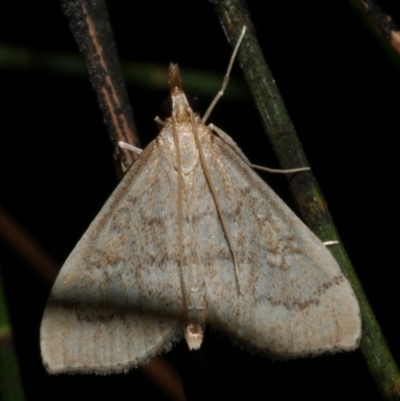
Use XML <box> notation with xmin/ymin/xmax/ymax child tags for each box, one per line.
<box><xmin>357</xmin><ymin>0</ymin><xmax>400</xmax><ymax>55</ymax></box>
<box><xmin>140</xmin><ymin>357</ymin><xmax>187</xmax><ymax>401</ymax></box>
<box><xmin>61</xmin><ymin>0</ymin><xmax>140</xmax><ymax>173</ymax></box>
<box><xmin>0</xmin><ymin>207</ymin><xmax>58</xmax><ymax>284</ymax></box>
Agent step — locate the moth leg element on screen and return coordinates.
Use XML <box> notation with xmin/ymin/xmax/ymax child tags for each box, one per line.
<box><xmin>209</xmin><ymin>123</ymin><xmax>251</xmax><ymax>164</ymax></box>
<box><xmin>211</xmin><ymin>125</ymin><xmax>339</xmax><ymax>250</ymax></box>
<box><xmin>210</xmin><ymin>123</ymin><xmax>310</xmax><ymax>175</ymax></box>
<box><xmin>202</xmin><ymin>26</ymin><xmax>247</xmax><ymax>124</ymax></box>
<box><xmin>154</xmin><ymin>116</ymin><xmax>165</xmax><ymax>129</ymax></box>
<box><xmin>118</xmin><ymin>141</ymin><xmax>143</xmax><ymax>155</ymax></box>
<box><xmin>251</xmin><ymin>163</ymin><xmax>310</xmax><ymax>174</ymax></box>
<box><xmin>324</xmin><ymin>240</ymin><xmax>340</xmax><ymax>246</ymax></box>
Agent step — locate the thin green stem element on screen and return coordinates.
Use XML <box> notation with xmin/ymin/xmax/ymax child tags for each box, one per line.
<box><xmin>0</xmin><ymin>268</ymin><xmax>26</xmax><ymax>401</ymax></box>
<box><xmin>210</xmin><ymin>0</ymin><xmax>400</xmax><ymax>399</ymax></box>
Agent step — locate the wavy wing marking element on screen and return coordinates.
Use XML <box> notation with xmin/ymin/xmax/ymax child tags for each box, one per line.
<box><xmin>200</xmin><ymin>133</ymin><xmax>361</xmax><ymax>358</ymax></box>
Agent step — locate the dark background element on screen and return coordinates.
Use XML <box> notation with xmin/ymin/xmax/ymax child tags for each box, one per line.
<box><xmin>1</xmin><ymin>1</ymin><xmax>400</xmax><ymax>400</ymax></box>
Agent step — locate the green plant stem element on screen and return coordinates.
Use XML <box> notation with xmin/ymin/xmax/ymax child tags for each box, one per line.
<box><xmin>210</xmin><ymin>0</ymin><xmax>400</xmax><ymax>399</ymax></box>
<box><xmin>0</xmin><ymin>268</ymin><xmax>25</xmax><ymax>401</ymax></box>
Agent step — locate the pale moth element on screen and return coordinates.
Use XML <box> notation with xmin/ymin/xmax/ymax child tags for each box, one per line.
<box><xmin>40</xmin><ymin>27</ymin><xmax>361</xmax><ymax>374</ymax></box>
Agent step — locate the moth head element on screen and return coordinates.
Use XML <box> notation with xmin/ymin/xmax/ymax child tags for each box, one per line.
<box><xmin>167</xmin><ymin>63</ymin><xmax>197</xmax><ymax>121</ymax></box>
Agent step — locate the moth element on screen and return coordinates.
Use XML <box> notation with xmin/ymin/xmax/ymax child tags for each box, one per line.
<box><xmin>40</xmin><ymin>27</ymin><xmax>361</xmax><ymax>374</ymax></box>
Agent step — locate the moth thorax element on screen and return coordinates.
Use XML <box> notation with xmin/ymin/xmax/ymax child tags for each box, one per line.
<box><xmin>172</xmin><ymin>93</ymin><xmax>191</xmax><ymax>121</ymax></box>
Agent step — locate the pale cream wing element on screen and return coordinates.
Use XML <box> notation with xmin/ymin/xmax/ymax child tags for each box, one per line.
<box><xmin>199</xmin><ymin>133</ymin><xmax>361</xmax><ymax>358</ymax></box>
<box><xmin>40</xmin><ymin>138</ymin><xmax>184</xmax><ymax>374</ymax></box>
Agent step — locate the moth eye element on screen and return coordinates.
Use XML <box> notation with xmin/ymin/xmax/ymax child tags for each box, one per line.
<box><xmin>185</xmin><ymin>93</ymin><xmax>198</xmax><ymax>111</ymax></box>
<box><xmin>161</xmin><ymin>97</ymin><xmax>173</xmax><ymax>118</ymax></box>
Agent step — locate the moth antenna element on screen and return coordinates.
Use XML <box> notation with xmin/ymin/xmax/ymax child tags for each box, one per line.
<box><xmin>202</xmin><ymin>26</ymin><xmax>247</xmax><ymax>123</ymax></box>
